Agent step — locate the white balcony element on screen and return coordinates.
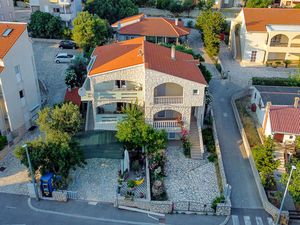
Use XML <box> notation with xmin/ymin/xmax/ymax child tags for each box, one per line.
<box><xmin>95</xmin><ymin>90</ymin><xmax>143</xmax><ymax>103</ymax></box>
<box><xmin>60</xmin><ymin>13</ymin><xmax>73</xmax><ymax>22</ymax></box>
<box><xmin>80</xmin><ymin>90</ymin><xmax>92</xmax><ymax>101</ymax></box>
<box><xmin>154</xmin><ymin>96</ymin><xmax>183</xmax><ymax>104</ymax></box>
<box><xmin>153</xmin><ymin>120</ymin><xmax>181</xmax><ymax>130</ymax></box>
<box><xmin>59</xmin><ymin>0</ymin><xmax>72</xmax><ymax>4</ymax></box>
<box><xmin>95</xmin><ymin>114</ymin><xmax>126</xmax><ymax>130</ymax></box>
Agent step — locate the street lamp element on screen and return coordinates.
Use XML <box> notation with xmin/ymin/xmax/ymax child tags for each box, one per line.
<box><xmin>23</xmin><ymin>144</ymin><xmax>39</xmax><ymax>201</ymax></box>
<box><xmin>275</xmin><ymin>165</ymin><xmax>296</xmax><ymax>225</ymax></box>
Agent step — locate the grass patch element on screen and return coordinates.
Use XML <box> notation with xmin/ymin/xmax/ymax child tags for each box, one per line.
<box><xmin>236</xmin><ymin>98</ymin><xmax>261</xmax><ymax>147</ymax></box>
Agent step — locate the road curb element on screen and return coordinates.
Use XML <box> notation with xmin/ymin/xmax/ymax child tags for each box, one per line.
<box><xmin>27</xmin><ymin>198</ymin><xmax>159</xmax><ymax>225</ymax></box>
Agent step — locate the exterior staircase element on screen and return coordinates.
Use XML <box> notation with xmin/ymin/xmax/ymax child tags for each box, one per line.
<box><xmin>190</xmin><ymin>118</ymin><xmax>204</xmax><ymax>160</ymax></box>
<box><xmin>273</xmin><ymin>143</ymin><xmax>286</xmax><ymax>174</ymax></box>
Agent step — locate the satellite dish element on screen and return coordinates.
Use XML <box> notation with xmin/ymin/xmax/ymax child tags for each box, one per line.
<box><xmin>78</xmin><ymin>88</ymin><xmax>86</xmax><ymax>97</ymax></box>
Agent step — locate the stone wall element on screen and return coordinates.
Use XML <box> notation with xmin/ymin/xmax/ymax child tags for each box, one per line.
<box><xmin>52</xmin><ymin>190</ymin><xmax>68</xmax><ymax>202</ymax></box>
<box><xmin>216</xmin><ymin>203</ymin><xmax>231</xmax><ymax>216</ymax></box>
<box><xmin>231</xmin><ymin>90</ymin><xmax>280</xmax><ymax>219</ymax></box>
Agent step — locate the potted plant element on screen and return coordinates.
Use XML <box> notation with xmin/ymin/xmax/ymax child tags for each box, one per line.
<box><xmin>127</xmin><ymin>179</ymin><xmax>136</xmax><ymax>190</ymax></box>
<box><xmin>283</xmin><ymin>60</ymin><xmax>292</xmax><ymax>68</ymax></box>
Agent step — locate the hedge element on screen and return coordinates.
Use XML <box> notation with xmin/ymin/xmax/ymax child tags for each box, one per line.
<box><xmin>252</xmin><ymin>77</ymin><xmax>300</xmax><ymax>87</ymax></box>
<box><xmin>199</xmin><ymin>63</ymin><xmax>212</xmax><ymax>83</ymax></box>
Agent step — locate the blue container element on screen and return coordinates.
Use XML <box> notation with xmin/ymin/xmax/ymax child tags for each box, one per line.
<box><xmin>40</xmin><ymin>172</ymin><xmax>54</xmax><ymax>197</ymax></box>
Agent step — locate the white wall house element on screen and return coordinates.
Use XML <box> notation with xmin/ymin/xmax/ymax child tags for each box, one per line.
<box><xmin>0</xmin><ymin>22</ymin><xmax>41</xmax><ymax>140</ymax></box>
<box><xmin>230</xmin><ymin>8</ymin><xmax>300</xmax><ymax>66</ymax></box>
<box><xmin>79</xmin><ymin>37</ymin><xmax>207</xmax><ymax>159</ymax></box>
<box><xmin>29</xmin><ymin>0</ymin><xmax>82</xmax><ymax>27</ymax></box>
<box><xmin>0</xmin><ymin>0</ymin><xmax>15</xmax><ymax>21</ymax></box>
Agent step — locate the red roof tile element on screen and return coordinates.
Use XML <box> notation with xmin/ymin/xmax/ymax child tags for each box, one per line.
<box><xmin>117</xmin><ymin>17</ymin><xmax>190</xmax><ymax>37</ymax></box>
<box><xmin>111</xmin><ymin>14</ymin><xmax>144</xmax><ymax>27</ymax></box>
<box><xmin>64</xmin><ymin>88</ymin><xmax>81</xmax><ymax>106</ymax></box>
<box><xmin>269</xmin><ymin>105</ymin><xmax>300</xmax><ymax>135</ymax></box>
<box><xmin>243</xmin><ymin>8</ymin><xmax>300</xmax><ymax>32</ymax></box>
<box><xmin>89</xmin><ymin>37</ymin><xmax>206</xmax><ymax>85</ymax></box>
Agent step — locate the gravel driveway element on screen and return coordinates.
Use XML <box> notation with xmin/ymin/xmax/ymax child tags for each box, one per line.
<box><xmin>32</xmin><ymin>41</ymin><xmax>79</xmax><ymax>106</ymax></box>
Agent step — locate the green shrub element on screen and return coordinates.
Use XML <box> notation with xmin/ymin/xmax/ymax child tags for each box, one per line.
<box><xmin>208</xmin><ymin>153</ymin><xmax>217</xmax><ymax>162</ymax></box>
<box><xmin>183</xmin><ymin>139</ymin><xmax>191</xmax><ymax>157</ymax></box>
<box><xmin>0</xmin><ymin>135</ymin><xmax>7</xmax><ymax>150</ymax></box>
<box><xmin>215</xmin><ymin>63</ymin><xmax>222</xmax><ymax>73</ymax></box>
<box><xmin>211</xmin><ymin>195</ymin><xmax>225</xmax><ymax>211</ymax></box>
<box><xmin>127</xmin><ymin>179</ymin><xmax>136</xmax><ymax>188</ymax></box>
<box><xmin>199</xmin><ymin>63</ymin><xmax>212</xmax><ymax>83</ymax></box>
<box><xmin>252</xmin><ymin>77</ymin><xmax>300</xmax><ymax>87</ymax></box>
<box><xmin>202</xmin><ymin>128</ymin><xmax>215</xmax><ymax>153</ymax></box>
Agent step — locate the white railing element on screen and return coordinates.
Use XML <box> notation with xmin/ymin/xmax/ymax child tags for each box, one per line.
<box><xmin>60</xmin><ymin>13</ymin><xmax>73</xmax><ymax>22</ymax></box>
<box><xmin>153</xmin><ymin>120</ymin><xmax>180</xmax><ymax>129</ymax></box>
<box><xmin>95</xmin><ymin>114</ymin><xmax>126</xmax><ymax>130</ymax></box>
<box><xmin>81</xmin><ymin>90</ymin><xmax>93</xmax><ymax>101</ymax></box>
<box><xmin>154</xmin><ymin>96</ymin><xmax>183</xmax><ymax>104</ymax></box>
<box><xmin>95</xmin><ymin>90</ymin><xmax>143</xmax><ymax>102</ymax></box>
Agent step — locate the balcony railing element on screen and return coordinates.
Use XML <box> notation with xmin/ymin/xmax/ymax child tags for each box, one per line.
<box><xmin>270</xmin><ymin>42</ymin><xmax>288</xmax><ymax>47</ymax></box>
<box><xmin>95</xmin><ymin>114</ymin><xmax>126</xmax><ymax>130</ymax></box>
<box><xmin>81</xmin><ymin>90</ymin><xmax>93</xmax><ymax>101</ymax></box>
<box><xmin>290</xmin><ymin>43</ymin><xmax>300</xmax><ymax>47</ymax></box>
<box><xmin>60</xmin><ymin>13</ymin><xmax>73</xmax><ymax>22</ymax></box>
<box><xmin>154</xmin><ymin>96</ymin><xmax>183</xmax><ymax>104</ymax></box>
<box><xmin>153</xmin><ymin>120</ymin><xmax>180</xmax><ymax>129</ymax></box>
<box><xmin>95</xmin><ymin>90</ymin><xmax>143</xmax><ymax>102</ymax></box>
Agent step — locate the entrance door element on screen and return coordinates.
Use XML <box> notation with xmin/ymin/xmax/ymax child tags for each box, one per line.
<box><xmin>250</xmin><ymin>51</ymin><xmax>257</xmax><ymax>62</ymax></box>
<box><xmin>274</xmin><ymin>133</ymin><xmax>284</xmax><ymax>142</ymax></box>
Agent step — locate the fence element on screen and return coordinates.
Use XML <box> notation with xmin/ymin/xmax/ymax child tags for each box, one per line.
<box><xmin>66</xmin><ymin>191</ymin><xmax>79</xmax><ymax>200</ymax></box>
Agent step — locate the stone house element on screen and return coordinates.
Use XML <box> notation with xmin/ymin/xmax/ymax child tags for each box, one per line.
<box><xmin>79</xmin><ymin>37</ymin><xmax>207</xmax><ymax>159</ymax></box>
<box><xmin>29</xmin><ymin>0</ymin><xmax>82</xmax><ymax>27</ymax></box>
<box><xmin>111</xmin><ymin>14</ymin><xmax>190</xmax><ymax>45</ymax></box>
<box><xmin>229</xmin><ymin>8</ymin><xmax>300</xmax><ymax>66</ymax></box>
<box><xmin>0</xmin><ymin>22</ymin><xmax>41</xmax><ymax>140</ymax></box>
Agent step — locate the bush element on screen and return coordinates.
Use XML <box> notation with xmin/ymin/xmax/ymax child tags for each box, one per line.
<box><xmin>215</xmin><ymin>63</ymin><xmax>222</xmax><ymax>73</ymax></box>
<box><xmin>0</xmin><ymin>135</ymin><xmax>7</xmax><ymax>150</ymax></box>
<box><xmin>252</xmin><ymin>77</ymin><xmax>300</xmax><ymax>87</ymax></box>
<box><xmin>202</xmin><ymin>128</ymin><xmax>215</xmax><ymax>153</ymax></box>
<box><xmin>199</xmin><ymin>63</ymin><xmax>212</xmax><ymax>83</ymax></box>
<box><xmin>211</xmin><ymin>195</ymin><xmax>225</xmax><ymax>211</ymax></box>
<box><xmin>187</xmin><ymin>20</ymin><xmax>194</xmax><ymax>28</ymax></box>
<box><xmin>127</xmin><ymin>179</ymin><xmax>136</xmax><ymax>188</ymax></box>
<box><xmin>182</xmin><ymin>139</ymin><xmax>191</xmax><ymax>157</ymax></box>
<box><xmin>208</xmin><ymin>153</ymin><xmax>217</xmax><ymax>162</ymax></box>
<box><xmin>156</xmin><ymin>0</ymin><xmax>171</xmax><ymax>9</ymax></box>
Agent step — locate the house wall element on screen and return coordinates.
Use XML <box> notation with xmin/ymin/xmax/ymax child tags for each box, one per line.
<box><xmin>0</xmin><ymin>0</ymin><xmax>15</xmax><ymax>21</ymax></box>
<box><xmin>250</xmin><ymin>87</ymin><xmax>266</xmax><ymax>125</ymax></box>
<box><xmin>1</xmin><ymin>29</ymin><xmax>41</xmax><ymax>136</ymax></box>
<box><xmin>144</xmin><ymin>69</ymin><xmax>206</xmax><ymax>130</ymax></box>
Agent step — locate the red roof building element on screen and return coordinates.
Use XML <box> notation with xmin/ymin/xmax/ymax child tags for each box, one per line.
<box><xmin>64</xmin><ymin>88</ymin><xmax>81</xmax><ymax>106</ymax></box>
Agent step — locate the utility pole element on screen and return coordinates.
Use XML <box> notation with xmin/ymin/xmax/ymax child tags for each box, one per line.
<box><xmin>275</xmin><ymin>165</ymin><xmax>296</xmax><ymax>225</ymax></box>
<box><xmin>23</xmin><ymin>144</ymin><xmax>39</xmax><ymax>201</ymax></box>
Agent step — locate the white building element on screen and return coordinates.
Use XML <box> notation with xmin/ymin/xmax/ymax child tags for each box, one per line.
<box><xmin>29</xmin><ymin>0</ymin><xmax>82</xmax><ymax>27</ymax></box>
<box><xmin>230</xmin><ymin>8</ymin><xmax>300</xmax><ymax>66</ymax></box>
<box><xmin>0</xmin><ymin>0</ymin><xmax>15</xmax><ymax>21</ymax></box>
<box><xmin>0</xmin><ymin>22</ymin><xmax>41</xmax><ymax>140</ymax></box>
<box><xmin>79</xmin><ymin>37</ymin><xmax>207</xmax><ymax>159</ymax></box>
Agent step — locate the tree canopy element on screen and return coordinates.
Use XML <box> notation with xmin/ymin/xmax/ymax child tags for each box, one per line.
<box><xmin>65</xmin><ymin>55</ymin><xmax>88</xmax><ymax>89</ymax></box>
<box><xmin>196</xmin><ymin>10</ymin><xmax>225</xmax><ymax>57</ymax></box>
<box><xmin>28</xmin><ymin>11</ymin><xmax>64</xmax><ymax>39</ymax></box>
<box><xmin>252</xmin><ymin>138</ymin><xmax>279</xmax><ymax>189</ymax></box>
<box><xmin>245</xmin><ymin>0</ymin><xmax>272</xmax><ymax>7</ymax></box>
<box><xmin>281</xmin><ymin>160</ymin><xmax>300</xmax><ymax>203</ymax></box>
<box><xmin>72</xmin><ymin>12</ymin><xmax>111</xmax><ymax>51</ymax></box>
<box><xmin>85</xmin><ymin>0</ymin><xmax>139</xmax><ymax>24</ymax></box>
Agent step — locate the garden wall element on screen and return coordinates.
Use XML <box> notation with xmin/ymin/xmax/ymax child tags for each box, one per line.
<box><xmin>231</xmin><ymin>90</ymin><xmax>280</xmax><ymax>218</ymax></box>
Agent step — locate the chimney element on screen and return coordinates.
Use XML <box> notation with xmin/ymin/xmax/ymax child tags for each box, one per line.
<box><xmin>171</xmin><ymin>45</ymin><xmax>176</xmax><ymax>60</ymax></box>
<box><xmin>175</xmin><ymin>18</ymin><xmax>178</xmax><ymax>26</ymax></box>
<box><xmin>294</xmin><ymin>97</ymin><xmax>299</xmax><ymax>108</ymax></box>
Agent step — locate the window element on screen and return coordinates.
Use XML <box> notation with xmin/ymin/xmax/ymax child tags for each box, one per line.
<box><xmin>19</xmin><ymin>90</ymin><xmax>24</xmax><ymax>98</ymax></box>
<box><xmin>157</xmin><ymin>111</ymin><xmax>166</xmax><ymax>118</ymax></box>
<box><xmin>290</xmin><ymin>136</ymin><xmax>293</xmax><ymax>139</ymax></box>
<box><xmin>250</xmin><ymin>51</ymin><xmax>257</xmax><ymax>62</ymax></box>
<box><xmin>53</xmin><ymin>8</ymin><xmax>60</xmax><ymax>12</ymax></box>
<box><xmin>193</xmin><ymin>89</ymin><xmax>199</xmax><ymax>95</ymax></box>
<box><xmin>14</xmin><ymin>65</ymin><xmax>22</xmax><ymax>82</ymax></box>
<box><xmin>115</xmin><ymin>80</ymin><xmax>126</xmax><ymax>88</ymax></box>
<box><xmin>168</xmin><ymin>132</ymin><xmax>176</xmax><ymax>139</ymax></box>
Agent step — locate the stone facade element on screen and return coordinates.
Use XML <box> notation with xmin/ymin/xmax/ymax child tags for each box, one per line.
<box><xmin>52</xmin><ymin>190</ymin><xmax>68</xmax><ymax>202</ymax></box>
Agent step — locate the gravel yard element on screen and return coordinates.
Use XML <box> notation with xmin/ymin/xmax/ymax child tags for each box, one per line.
<box><xmin>164</xmin><ymin>143</ymin><xmax>220</xmax><ymax>204</ymax></box>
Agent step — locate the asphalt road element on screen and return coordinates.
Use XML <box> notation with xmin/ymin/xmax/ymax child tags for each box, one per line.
<box><xmin>0</xmin><ymin>193</ymin><xmax>226</xmax><ymax>225</ymax></box>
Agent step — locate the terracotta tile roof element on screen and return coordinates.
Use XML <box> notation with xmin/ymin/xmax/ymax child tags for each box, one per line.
<box><xmin>111</xmin><ymin>13</ymin><xmax>144</xmax><ymax>27</ymax></box>
<box><xmin>89</xmin><ymin>37</ymin><xmax>206</xmax><ymax>84</ymax></box>
<box><xmin>64</xmin><ymin>88</ymin><xmax>81</xmax><ymax>106</ymax></box>
<box><xmin>0</xmin><ymin>22</ymin><xmax>26</xmax><ymax>60</ymax></box>
<box><xmin>269</xmin><ymin>105</ymin><xmax>300</xmax><ymax>135</ymax></box>
<box><xmin>243</xmin><ymin>8</ymin><xmax>300</xmax><ymax>32</ymax></box>
<box><xmin>116</xmin><ymin>17</ymin><xmax>190</xmax><ymax>37</ymax></box>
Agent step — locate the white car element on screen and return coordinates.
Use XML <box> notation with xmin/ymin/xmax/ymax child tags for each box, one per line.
<box><xmin>55</xmin><ymin>53</ymin><xmax>75</xmax><ymax>63</ymax></box>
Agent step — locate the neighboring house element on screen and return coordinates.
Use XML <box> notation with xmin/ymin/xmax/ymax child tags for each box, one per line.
<box><xmin>29</xmin><ymin>0</ymin><xmax>82</xmax><ymax>27</ymax></box>
<box><xmin>280</xmin><ymin>0</ymin><xmax>300</xmax><ymax>7</ymax></box>
<box><xmin>79</xmin><ymin>37</ymin><xmax>207</xmax><ymax>159</ymax></box>
<box><xmin>229</xmin><ymin>8</ymin><xmax>300</xmax><ymax>66</ymax></box>
<box><xmin>0</xmin><ymin>0</ymin><xmax>15</xmax><ymax>21</ymax></box>
<box><xmin>0</xmin><ymin>22</ymin><xmax>41</xmax><ymax>140</ymax></box>
<box><xmin>263</xmin><ymin>102</ymin><xmax>300</xmax><ymax>144</ymax></box>
<box><xmin>111</xmin><ymin>14</ymin><xmax>190</xmax><ymax>45</ymax></box>
<box><xmin>250</xmin><ymin>85</ymin><xmax>300</xmax><ymax>125</ymax></box>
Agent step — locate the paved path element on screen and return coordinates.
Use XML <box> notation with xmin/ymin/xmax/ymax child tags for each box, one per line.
<box><xmin>228</xmin><ymin>208</ymin><xmax>274</xmax><ymax>225</ymax></box>
<box><xmin>0</xmin><ymin>192</ymin><xmax>226</xmax><ymax>225</ymax></box>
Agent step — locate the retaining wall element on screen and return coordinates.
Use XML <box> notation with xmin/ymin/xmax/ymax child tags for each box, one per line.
<box><xmin>231</xmin><ymin>90</ymin><xmax>280</xmax><ymax>218</ymax></box>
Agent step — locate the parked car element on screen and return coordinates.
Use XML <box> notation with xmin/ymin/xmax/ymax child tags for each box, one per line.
<box><xmin>55</xmin><ymin>53</ymin><xmax>75</xmax><ymax>63</ymax></box>
<box><xmin>58</xmin><ymin>40</ymin><xmax>77</xmax><ymax>49</ymax></box>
